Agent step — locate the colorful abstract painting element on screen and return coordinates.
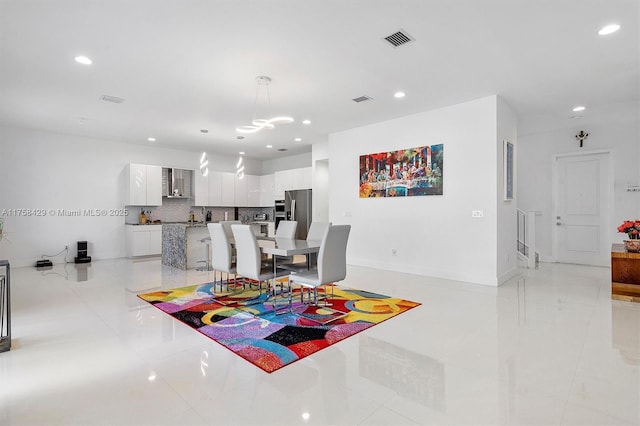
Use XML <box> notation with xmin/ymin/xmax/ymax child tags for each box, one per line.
<box><xmin>359</xmin><ymin>144</ymin><xmax>443</xmax><ymax>198</ymax></box>
<box><xmin>138</xmin><ymin>281</ymin><xmax>420</xmax><ymax>373</ymax></box>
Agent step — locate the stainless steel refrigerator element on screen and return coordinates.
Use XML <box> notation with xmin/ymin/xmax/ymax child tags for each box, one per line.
<box><xmin>284</xmin><ymin>189</ymin><xmax>312</xmax><ymax>239</ymax></box>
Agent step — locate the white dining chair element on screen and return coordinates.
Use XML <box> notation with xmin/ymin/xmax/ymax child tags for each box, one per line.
<box><xmin>275</xmin><ymin>220</ymin><xmax>298</xmax><ymax>239</ymax></box>
<box><xmin>273</xmin><ymin>220</ymin><xmax>298</xmax><ymax>264</ymax></box>
<box><xmin>306</xmin><ymin>222</ymin><xmax>331</xmax><ymax>241</ymax></box>
<box><xmin>219</xmin><ymin>220</ymin><xmax>241</xmax><ymax>240</ymax></box>
<box><xmin>282</xmin><ymin>221</ymin><xmax>331</xmax><ymax>271</ymax></box>
<box><xmin>289</xmin><ymin>224</ymin><xmax>351</xmax><ymax>314</ymax></box>
<box><xmin>208</xmin><ymin>223</ymin><xmax>241</xmax><ymax>294</ymax></box>
<box><xmin>231</xmin><ymin>224</ymin><xmax>290</xmax><ymax>313</ymax></box>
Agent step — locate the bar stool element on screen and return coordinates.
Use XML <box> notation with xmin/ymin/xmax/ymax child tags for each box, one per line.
<box><xmin>0</xmin><ymin>260</ymin><xmax>10</xmax><ymax>353</ymax></box>
<box><xmin>196</xmin><ymin>237</ymin><xmax>212</xmax><ymax>271</ymax></box>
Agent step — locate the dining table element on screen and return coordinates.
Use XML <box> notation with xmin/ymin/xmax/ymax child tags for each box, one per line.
<box><xmin>257</xmin><ymin>238</ymin><xmax>321</xmax><ymax>310</ymax></box>
<box><xmin>226</xmin><ymin>234</ymin><xmax>321</xmax><ymax>294</ymax></box>
<box><xmin>258</xmin><ymin>237</ymin><xmax>322</xmax><ymax>275</ymax></box>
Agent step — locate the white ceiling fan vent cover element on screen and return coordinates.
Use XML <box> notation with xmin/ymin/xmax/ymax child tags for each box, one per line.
<box><xmin>352</xmin><ymin>95</ymin><xmax>373</xmax><ymax>103</ymax></box>
<box><xmin>99</xmin><ymin>95</ymin><xmax>125</xmax><ymax>104</ymax></box>
<box><xmin>383</xmin><ymin>30</ymin><xmax>414</xmax><ymax>48</ymax></box>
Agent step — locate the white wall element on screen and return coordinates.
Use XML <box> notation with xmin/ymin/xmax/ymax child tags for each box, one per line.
<box><xmin>261</xmin><ymin>152</ymin><xmax>312</xmax><ymax>174</ymax></box>
<box><xmin>496</xmin><ymin>97</ymin><xmax>519</xmax><ymax>283</ymax></box>
<box><xmin>0</xmin><ymin>125</ymin><xmax>260</xmax><ymax>267</ymax></box>
<box><xmin>518</xmin><ymin>120</ymin><xmax>640</xmax><ymax>261</ymax></box>
<box><xmin>312</xmin><ymin>141</ymin><xmax>329</xmax><ymax>222</ymax></box>
<box><xmin>328</xmin><ymin>96</ymin><xmax>504</xmax><ymax>286</ymax></box>
<box><xmin>314</xmin><ymin>160</ymin><xmax>330</xmax><ymax>222</ymax></box>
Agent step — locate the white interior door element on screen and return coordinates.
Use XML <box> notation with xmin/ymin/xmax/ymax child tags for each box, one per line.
<box><xmin>554</xmin><ymin>152</ymin><xmax>611</xmax><ymax>266</ymax></box>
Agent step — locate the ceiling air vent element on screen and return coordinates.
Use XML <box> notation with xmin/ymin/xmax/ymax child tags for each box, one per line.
<box><xmin>277</xmin><ymin>148</ymin><xmax>288</xmax><ymax>152</ymax></box>
<box><xmin>383</xmin><ymin>30</ymin><xmax>414</xmax><ymax>48</ymax></box>
<box><xmin>352</xmin><ymin>95</ymin><xmax>373</xmax><ymax>103</ymax></box>
<box><xmin>99</xmin><ymin>95</ymin><xmax>125</xmax><ymax>104</ymax></box>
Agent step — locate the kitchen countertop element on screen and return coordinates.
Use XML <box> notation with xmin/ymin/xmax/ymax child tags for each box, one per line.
<box><xmin>126</xmin><ymin>221</ymin><xmax>207</xmax><ymax>227</ymax></box>
<box><xmin>162</xmin><ymin>222</ymin><xmax>207</xmax><ymax>228</ymax></box>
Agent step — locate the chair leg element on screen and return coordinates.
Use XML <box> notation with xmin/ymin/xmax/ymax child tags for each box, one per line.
<box><xmin>272</xmin><ymin>277</ymin><xmax>292</xmax><ymax>315</ymax></box>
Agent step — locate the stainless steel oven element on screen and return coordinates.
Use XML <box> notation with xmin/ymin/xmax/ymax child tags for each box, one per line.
<box><xmin>274</xmin><ymin>200</ymin><xmax>286</xmax><ymax>229</ymax></box>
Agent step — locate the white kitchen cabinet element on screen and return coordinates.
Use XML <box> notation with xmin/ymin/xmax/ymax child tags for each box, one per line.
<box><xmin>146</xmin><ymin>166</ymin><xmax>162</xmax><ymax>205</ymax></box>
<box><xmin>194</xmin><ymin>170</ymin><xmax>226</xmax><ymax>207</ymax></box>
<box><xmin>127</xmin><ymin>164</ymin><xmax>146</xmax><ymax>205</ymax></box>
<box><xmin>193</xmin><ymin>169</ymin><xmax>209</xmax><ymax>206</ymax></box>
<box><xmin>247</xmin><ymin>175</ymin><xmax>261</xmax><ymax>206</ymax></box>
<box><xmin>126</xmin><ymin>163</ymin><xmax>162</xmax><ymax>206</ymax></box>
<box><xmin>259</xmin><ymin>174</ymin><xmax>274</xmax><ymax>206</ymax></box>
<box><xmin>149</xmin><ymin>227</ymin><xmax>162</xmax><ymax>253</ymax></box>
<box><xmin>235</xmin><ymin>174</ymin><xmax>248</xmax><ymax>207</ymax></box>
<box><xmin>274</xmin><ymin>169</ymin><xmax>293</xmax><ymax>200</ymax></box>
<box><xmin>273</xmin><ymin>167</ymin><xmax>312</xmax><ymax>198</ymax></box>
<box><xmin>208</xmin><ymin>171</ymin><xmax>223</xmax><ymax>206</ymax></box>
<box><xmin>221</xmin><ymin>172</ymin><xmax>235</xmax><ymax>206</ymax></box>
<box><xmin>126</xmin><ymin>225</ymin><xmax>162</xmax><ymax>257</ymax></box>
<box><xmin>292</xmin><ymin>166</ymin><xmax>312</xmax><ymax>190</ymax></box>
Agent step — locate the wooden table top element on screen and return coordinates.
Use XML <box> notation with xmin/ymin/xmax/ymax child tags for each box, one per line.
<box><xmin>611</xmin><ymin>243</ymin><xmax>640</xmax><ymax>259</ymax></box>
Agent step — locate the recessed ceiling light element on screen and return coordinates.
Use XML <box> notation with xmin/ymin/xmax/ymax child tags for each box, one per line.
<box><xmin>266</xmin><ymin>145</ymin><xmax>273</xmax><ymax>148</ymax></box>
<box><xmin>74</xmin><ymin>55</ymin><xmax>92</xmax><ymax>65</ymax></box>
<box><xmin>598</xmin><ymin>24</ymin><xmax>621</xmax><ymax>35</ymax></box>
<box><xmin>572</xmin><ymin>106</ymin><xmax>586</xmax><ymax>112</ymax></box>
<box><xmin>239</xmin><ymin>151</ymin><xmax>245</xmax><ymax>155</ymax></box>
<box><xmin>394</xmin><ymin>91</ymin><xmax>406</xmax><ymax>98</ymax></box>
<box><xmin>302</xmin><ymin>119</ymin><xmax>311</xmax><ymax>125</ymax></box>
<box><xmin>294</xmin><ymin>138</ymin><xmax>302</xmax><ymax>142</ymax></box>
<box><xmin>147</xmin><ymin>137</ymin><xmax>156</xmax><ymax>142</ymax></box>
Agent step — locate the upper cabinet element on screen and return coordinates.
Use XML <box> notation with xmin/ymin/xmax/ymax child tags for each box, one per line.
<box><xmin>259</xmin><ymin>174</ymin><xmax>274</xmax><ymax>207</ymax></box>
<box><xmin>274</xmin><ymin>167</ymin><xmax>312</xmax><ymax>199</ymax></box>
<box><xmin>208</xmin><ymin>171</ymin><xmax>223</xmax><ymax>206</ymax></box>
<box><xmin>234</xmin><ymin>173</ymin><xmax>248</xmax><ymax>207</ymax></box>
<box><xmin>274</xmin><ymin>169</ymin><xmax>293</xmax><ymax>200</ymax></box>
<box><xmin>126</xmin><ymin>164</ymin><xmax>162</xmax><ymax>206</ymax></box>
<box><xmin>193</xmin><ymin>168</ymin><xmax>209</xmax><ymax>207</ymax></box>
<box><xmin>192</xmin><ymin>168</ymin><xmax>308</xmax><ymax>207</ymax></box>
<box><xmin>193</xmin><ymin>170</ymin><xmax>222</xmax><ymax>206</ymax></box>
<box><xmin>293</xmin><ymin>167</ymin><xmax>312</xmax><ymax>190</ymax></box>
<box><xmin>221</xmin><ymin>172</ymin><xmax>235</xmax><ymax>206</ymax></box>
<box><xmin>246</xmin><ymin>175</ymin><xmax>260</xmax><ymax>207</ymax></box>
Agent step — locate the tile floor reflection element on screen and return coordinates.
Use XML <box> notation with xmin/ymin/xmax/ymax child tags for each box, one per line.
<box><xmin>1</xmin><ymin>258</ymin><xmax>639</xmax><ymax>425</ymax></box>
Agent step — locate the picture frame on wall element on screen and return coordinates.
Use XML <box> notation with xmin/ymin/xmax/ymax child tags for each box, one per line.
<box><xmin>503</xmin><ymin>140</ymin><xmax>514</xmax><ymax>201</ymax></box>
<box><xmin>359</xmin><ymin>144</ymin><xmax>444</xmax><ymax>198</ymax></box>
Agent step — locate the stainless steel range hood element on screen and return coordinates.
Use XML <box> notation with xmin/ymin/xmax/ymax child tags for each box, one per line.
<box><xmin>162</xmin><ymin>168</ymin><xmax>193</xmax><ymax>198</ymax></box>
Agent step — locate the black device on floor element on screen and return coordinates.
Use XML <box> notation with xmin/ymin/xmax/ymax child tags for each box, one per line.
<box><xmin>36</xmin><ymin>260</ymin><xmax>53</xmax><ymax>267</ymax></box>
<box><xmin>74</xmin><ymin>241</ymin><xmax>92</xmax><ymax>264</ymax></box>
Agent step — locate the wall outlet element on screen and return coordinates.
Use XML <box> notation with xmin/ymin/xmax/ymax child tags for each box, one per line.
<box><xmin>472</xmin><ymin>210</ymin><xmax>484</xmax><ymax>218</ymax></box>
<box><xmin>343</xmin><ymin>210</ymin><xmax>352</xmax><ymax>217</ymax></box>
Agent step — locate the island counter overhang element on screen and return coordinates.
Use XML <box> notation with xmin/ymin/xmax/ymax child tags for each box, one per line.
<box><xmin>162</xmin><ymin>223</ymin><xmax>209</xmax><ymax>270</ymax></box>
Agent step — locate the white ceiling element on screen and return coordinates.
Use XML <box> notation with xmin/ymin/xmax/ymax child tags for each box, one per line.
<box><xmin>0</xmin><ymin>0</ymin><xmax>638</xmax><ymax>160</ymax></box>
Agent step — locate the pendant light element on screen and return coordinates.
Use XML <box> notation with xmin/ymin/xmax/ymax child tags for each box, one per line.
<box><xmin>236</xmin><ymin>76</ymin><xmax>294</xmax><ymax>134</ymax></box>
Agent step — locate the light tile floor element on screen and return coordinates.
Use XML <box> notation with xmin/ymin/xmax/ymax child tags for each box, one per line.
<box><xmin>1</xmin><ymin>258</ymin><xmax>639</xmax><ymax>425</ymax></box>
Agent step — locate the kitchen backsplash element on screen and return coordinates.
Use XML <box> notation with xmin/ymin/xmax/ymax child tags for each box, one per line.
<box><xmin>125</xmin><ymin>198</ymin><xmax>274</xmax><ymax>224</ymax></box>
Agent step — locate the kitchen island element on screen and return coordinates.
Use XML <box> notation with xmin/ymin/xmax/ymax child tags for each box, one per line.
<box><xmin>162</xmin><ymin>222</ymin><xmax>209</xmax><ymax>270</ymax></box>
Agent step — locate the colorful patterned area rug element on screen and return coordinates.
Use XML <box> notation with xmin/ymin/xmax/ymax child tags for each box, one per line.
<box><xmin>138</xmin><ymin>281</ymin><xmax>420</xmax><ymax>373</ymax></box>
